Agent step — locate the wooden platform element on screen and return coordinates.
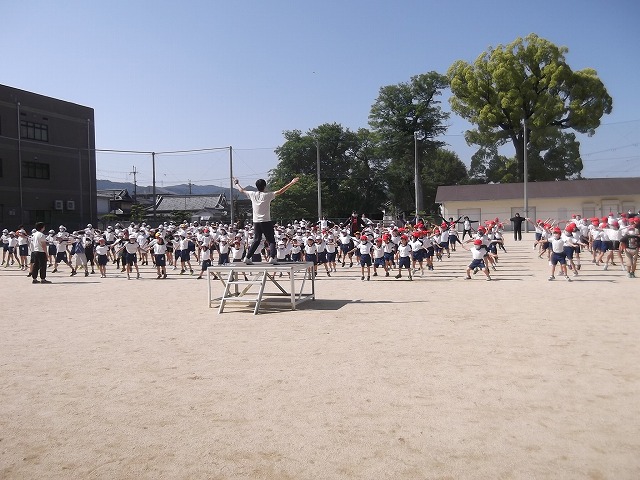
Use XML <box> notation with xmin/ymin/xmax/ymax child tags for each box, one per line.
<box><xmin>207</xmin><ymin>262</ymin><xmax>316</xmax><ymax>314</ymax></box>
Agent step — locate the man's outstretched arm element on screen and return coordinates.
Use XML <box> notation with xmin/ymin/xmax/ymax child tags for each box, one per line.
<box><xmin>275</xmin><ymin>177</ymin><xmax>299</xmax><ymax>196</ymax></box>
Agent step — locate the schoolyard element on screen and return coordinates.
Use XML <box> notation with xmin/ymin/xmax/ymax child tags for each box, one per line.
<box><xmin>1</xmin><ymin>233</ymin><xmax>638</xmax><ymax>479</ymax></box>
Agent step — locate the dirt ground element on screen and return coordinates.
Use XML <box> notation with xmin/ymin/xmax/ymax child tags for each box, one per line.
<box><xmin>1</xmin><ymin>233</ymin><xmax>638</xmax><ymax>479</ymax></box>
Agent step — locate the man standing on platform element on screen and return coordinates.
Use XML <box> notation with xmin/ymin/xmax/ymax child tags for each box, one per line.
<box><xmin>233</xmin><ymin>176</ymin><xmax>299</xmax><ymax>265</ymax></box>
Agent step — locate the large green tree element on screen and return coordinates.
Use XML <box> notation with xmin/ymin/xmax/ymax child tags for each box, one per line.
<box><xmin>270</xmin><ymin>123</ymin><xmax>386</xmax><ymax>223</ymax></box>
<box><xmin>369</xmin><ymin>71</ymin><xmax>462</xmax><ymax>214</ymax></box>
<box><xmin>448</xmin><ymin>33</ymin><xmax>612</xmax><ymax>183</ymax></box>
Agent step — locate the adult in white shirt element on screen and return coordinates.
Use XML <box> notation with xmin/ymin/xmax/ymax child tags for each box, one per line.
<box><xmin>233</xmin><ymin>176</ymin><xmax>299</xmax><ymax>265</ymax></box>
<box><xmin>30</xmin><ymin>222</ymin><xmax>50</xmax><ymax>283</ymax></box>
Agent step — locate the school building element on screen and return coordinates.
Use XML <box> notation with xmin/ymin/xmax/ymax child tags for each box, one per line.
<box><xmin>0</xmin><ymin>84</ymin><xmax>96</xmax><ymax>230</ymax></box>
<box><xmin>435</xmin><ymin>178</ymin><xmax>640</xmax><ymax>229</ymax></box>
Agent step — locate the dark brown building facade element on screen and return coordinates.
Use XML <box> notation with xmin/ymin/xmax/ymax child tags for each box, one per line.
<box><xmin>0</xmin><ymin>84</ymin><xmax>96</xmax><ymax>230</ymax></box>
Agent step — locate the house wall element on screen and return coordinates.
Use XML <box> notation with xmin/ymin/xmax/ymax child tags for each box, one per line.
<box><xmin>441</xmin><ymin>194</ymin><xmax>640</xmax><ymax>230</ymax></box>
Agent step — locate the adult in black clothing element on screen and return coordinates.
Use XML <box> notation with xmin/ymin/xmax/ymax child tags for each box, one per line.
<box><xmin>510</xmin><ymin>213</ymin><xmax>526</xmax><ymax>241</ymax></box>
<box><xmin>461</xmin><ymin>216</ymin><xmax>478</xmax><ymax>240</ymax></box>
<box><xmin>344</xmin><ymin>211</ymin><xmax>360</xmax><ymax>236</ymax></box>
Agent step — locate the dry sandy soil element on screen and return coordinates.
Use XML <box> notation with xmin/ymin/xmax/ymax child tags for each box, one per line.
<box><xmin>1</xmin><ymin>233</ymin><xmax>638</xmax><ymax>479</ymax></box>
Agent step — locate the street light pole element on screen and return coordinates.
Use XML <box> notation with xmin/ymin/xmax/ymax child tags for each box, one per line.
<box><xmin>523</xmin><ymin>119</ymin><xmax>529</xmax><ymax>233</ymax></box>
<box><xmin>229</xmin><ymin>146</ymin><xmax>234</xmax><ymax>226</ymax></box>
<box><xmin>316</xmin><ymin>139</ymin><xmax>322</xmax><ymax>222</ymax></box>
<box><xmin>414</xmin><ymin>132</ymin><xmax>420</xmax><ymax>223</ymax></box>
<box><xmin>152</xmin><ymin>152</ymin><xmax>156</xmax><ymax>221</ymax></box>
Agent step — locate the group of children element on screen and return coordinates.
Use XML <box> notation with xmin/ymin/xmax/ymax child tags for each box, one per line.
<box><xmin>529</xmin><ymin>213</ymin><xmax>640</xmax><ymax>280</ymax></box>
<box><xmin>2</xmin><ymin>212</ymin><xmax>638</xmax><ymax>284</ymax></box>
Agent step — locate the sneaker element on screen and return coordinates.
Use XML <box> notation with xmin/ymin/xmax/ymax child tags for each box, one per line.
<box><xmin>408</xmin><ymin>275</ymin><xmax>413</xmax><ymax>281</ymax></box>
<box><xmin>84</xmin><ymin>271</ymin><xmax>89</xmax><ymax>277</ymax></box>
<box><xmin>163</xmin><ymin>273</ymin><xmax>167</xmax><ymax>279</ymax></box>
<box><xmin>32</xmin><ymin>279</ymin><xmax>39</xmax><ymax>284</ymax></box>
<box><xmin>40</xmin><ymin>279</ymin><xmax>51</xmax><ymax>284</ymax></box>
<box><xmin>373</xmin><ymin>272</ymin><xmax>378</xmax><ymax>277</ymax></box>
<box><xmin>70</xmin><ymin>270</ymin><xmax>77</xmax><ymax>276</ymax></box>
<box><xmin>51</xmin><ymin>268</ymin><xmax>58</xmax><ymax>273</ymax></box>
<box><xmin>179</xmin><ymin>270</ymin><xmax>185</xmax><ymax>275</ymax></box>
<box><xmin>486</xmin><ymin>277</ymin><xmax>492</xmax><ymax>281</ymax></box>
<box><xmin>244</xmin><ymin>258</ymin><xmax>253</xmax><ymax>265</ymax></box>
<box><xmin>395</xmin><ymin>274</ymin><xmax>401</xmax><ymax>279</ymax></box>
<box><xmin>603</xmin><ymin>264</ymin><xmax>608</xmax><ymax>271</ymax></box>
<box><xmin>190</xmin><ymin>269</ymin><xmax>194</xmax><ymax>275</ymax></box>
<box><xmin>548</xmin><ymin>276</ymin><xmax>555</xmax><ymax>281</ymax></box>
<box><xmin>326</xmin><ymin>271</ymin><xmax>331</xmax><ymax>277</ymax></box>
<box><xmin>136</xmin><ymin>274</ymin><xmax>140</xmax><ymax>279</ymax></box>
<box><xmin>341</xmin><ymin>262</ymin><xmax>345</xmax><ymax>267</ymax></box>
<box><xmin>367</xmin><ymin>276</ymin><xmax>370</xmax><ymax>281</ymax></box>
<box><xmin>270</xmin><ymin>258</ymin><xmax>278</xmax><ymax>265</ymax></box>
<box><xmin>465</xmin><ymin>276</ymin><xmax>471</xmax><ymax>280</ymax></box>
<box><xmin>361</xmin><ymin>276</ymin><xmax>365</xmax><ymax>281</ymax></box>
<box><xmin>385</xmin><ymin>272</ymin><xmax>389</xmax><ymax>277</ymax></box>
<box><xmin>565</xmin><ymin>275</ymin><xmax>572</xmax><ymax>282</ymax></box>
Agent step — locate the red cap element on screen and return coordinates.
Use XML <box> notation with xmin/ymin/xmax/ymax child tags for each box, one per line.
<box><xmin>473</xmin><ymin>239</ymin><xmax>482</xmax><ymax>245</ymax></box>
<box><xmin>361</xmin><ymin>235</ymin><xmax>368</xmax><ymax>241</ymax></box>
<box><xmin>553</xmin><ymin>227</ymin><xmax>562</xmax><ymax>234</ymax></box>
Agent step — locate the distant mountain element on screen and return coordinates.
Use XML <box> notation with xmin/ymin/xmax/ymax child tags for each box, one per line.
<box><xmin>96</xmin><ymin>179</ymin><xmax>244</xmax><ymax>195</ymax></box>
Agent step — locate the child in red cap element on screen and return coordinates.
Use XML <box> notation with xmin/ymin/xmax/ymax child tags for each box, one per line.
<box><xmin>461</xmin><ymin>239</ymin><xmax>492</xmax><ymax>281</ymax></box>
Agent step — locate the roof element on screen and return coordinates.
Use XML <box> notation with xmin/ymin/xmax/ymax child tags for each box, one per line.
<box><xmin>96</xmin><ymin>189</ymin><xmax>132</xmax><ymax>200</ymax></box>
<box><xmin>154</xmin><ymin>194</ymin><xmax>226</xmax><ymax>212</ymax></box>
<box><xmin>435</xmin><ymin>178</ymin><xmax>640</xmax><ymax>203</ymax></box>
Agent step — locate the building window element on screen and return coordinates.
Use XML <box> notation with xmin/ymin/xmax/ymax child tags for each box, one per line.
<box><xmin>22</xmin><ymin>161</ymin><xmax>50</xmax><ymax>179</ymax></box>
<box><xmin>27</xmin><ymin>210</ymin><xmax>51</xmax><ymax>224</ymax></box>
<box><xmin>20</xmin><ymin>120</ymin><xmax>49</xmax><ymax>142</ymax></box>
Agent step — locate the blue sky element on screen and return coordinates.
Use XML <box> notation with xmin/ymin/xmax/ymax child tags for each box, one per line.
<box><xmin>3</xmin><ymin>1</ymin><xmax>639</xmax><ymax>187</ymax></box>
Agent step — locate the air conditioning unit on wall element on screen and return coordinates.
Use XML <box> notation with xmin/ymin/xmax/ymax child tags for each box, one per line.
<box><xmin>54</xmin><ymin>200</ymin><xmax>64</xmax><ymax>210</ymax></box>
<box><xmin>66</xmin><ymin>200</ymin><xmax>76</xmax><ymax>211</ymax></box>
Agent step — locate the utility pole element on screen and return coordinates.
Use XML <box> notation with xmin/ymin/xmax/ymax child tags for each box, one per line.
<box><xmin>316</xmin><ymin>139</ymin><xmax>322</xmax><ymax>222</ymax></box>
<box><xmin>188</xmin><ymin>179</ymin><xmax>193</xmax><ymax>195</ymax></box>
<box><xmin>523</xmin><ymin>119</ymin><xmax>529</xmax><ymax>233</ymax></box>
<box><xmin>130</xmin><ymin>166</ymin><xmax>138</xmax><ymax>202</ymax></box>
<box><xmin>414</xmin><ymin>132</ymin><xmax>423</xmax><ymax>223</ymax></box>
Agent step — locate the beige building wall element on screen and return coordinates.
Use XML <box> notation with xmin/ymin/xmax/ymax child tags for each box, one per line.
<box><xmin>441</xmin><ymin>195</ymin><xmax>639</xmax><ymax>230</ymax></box>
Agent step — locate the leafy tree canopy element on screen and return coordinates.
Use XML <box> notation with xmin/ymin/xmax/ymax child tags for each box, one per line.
<box><xmin>270</xmin><ymin>124</ymin><xmax>387</xmax><ymax>222</ymax></box>
<box><xmin>369</xmin><ymin>72</ymin><xmax>466</xmax><ymax>214</ymax></box>
<box><xmin>448</xmin><ymin>33</ymin><xmax>612</xmax><ymax>183</ymax></box>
